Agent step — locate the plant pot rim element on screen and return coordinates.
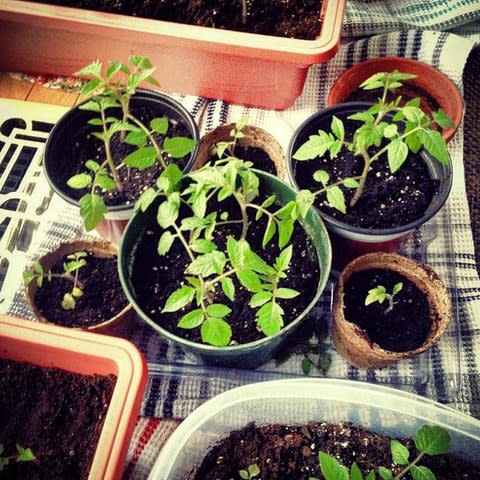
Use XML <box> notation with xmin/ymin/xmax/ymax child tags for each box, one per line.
<box><xmin>332</xmin><ymin>252</ymin><xmax>452</xmax><ymax>369</ymax></box>
<box><xmin>43</xmin><ymin>88</ymin><xmax>200</xmax><ymax>213</ymax></box>
<box><xmin>287</xmin><ymin>101</ymin><xmax>453</xmax><ymax>239</ymax></box>
<box><xmin>25</xmin><ymin>237</ymin><xmax>134</xmax><ymax>335</ymax></box>
<box><xmin>0</xmin><ymin>314</ymin><xmax>148</xmax><ymax>480</ymax></box>
<box><xmin>119</xmin><ymin>169</ymin><xmax>332</xmax><ymax>355</ymax></box>
<box><xmin>326</xmin><ymin>56</ymin><xmax>464</xmax><ymax>142</ymax></box>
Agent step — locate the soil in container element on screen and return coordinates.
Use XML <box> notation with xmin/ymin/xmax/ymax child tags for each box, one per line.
<box><xmin>0</xmin><ymin>358</ymin><xmax>116</xmax><ymax>480</ymax></box>
<box><xmin>34</xmin><ymin>251</ymin><xmax>128</xmax><ymax>328</ymax></box>
<box><xmin>191</xmin><ymin>421</ymin><xmax>480</xmax><ymax>479</ymax></box>
<box><xmin>29</xmin><ymin>0</ymin><xmax>323</xmax><ymax>40</ymax></box>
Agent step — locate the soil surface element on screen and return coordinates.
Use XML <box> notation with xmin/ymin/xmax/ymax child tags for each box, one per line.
<box><xmin>292</xmin><ymin>112</ymin><xmax>437</xmax><ymax>229</ymax></box>
<box><xmin>58</xmin><ymin>98</ymin><xmax>193</xmax><ymax>208</ymax></box>
<box><xmin>34</xmin><ymin>250</ymin><xmax>128</xmax><ymax>328</ymax></box>
<box><xmin>191</xmin><ymin>421</ymin><xmax>480</xmax><ymax>479</ymax></box>
<box><xmin>130</xmin><ymin>191</ymin><xmax>320</xmax><ymax>345</ymax></box>
<box><xmin>0</xmin><ymin>358</ymin><xmax>116</xmax><ymax>480</ymax></box>
<box><xmin>209</xmin><ymin>145</ymin><xmax>278</xmax><ymax>175</ymax></box>
<box><xmin>31</xmin><ymin>0</ymin><xmax>323</xmax><ymax>39</ymax></box>
<box><xmin>343</xmin><ymin>268</ymin><xmax>431</xmax><ymax>352</ymax></box>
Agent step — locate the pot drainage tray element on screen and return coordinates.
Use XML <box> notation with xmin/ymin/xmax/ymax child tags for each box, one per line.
<box><xmin>0</xmin><ymin>99</ymin><xmax>460</xmax><ymax>417</ymax></box>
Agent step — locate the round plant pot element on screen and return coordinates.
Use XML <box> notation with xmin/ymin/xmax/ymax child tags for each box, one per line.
<box><xmin>332</xmin><ymin>252</ymin><xmax>452</xmax><ymax>369</ymax></box>
<box><xmin>119</xmin><ymin>170</ymin><xmax>332</xmax><ymax>369</ymax></box>
<box><xmin>194</xmin><ymin>123</ymin><xmax>286</xmax><ymax>178</ymax></box>
<box><xmin>327</xmin><ymin>57</ymin><xmax>464</xmax><ymax>142</ymax></box>
<box><xmin>287</xmin><ymin>102</ymin><xmax>453</xmax><ymax>271</ymax></box>
<box><xmin>43</xmin><ymin>89</ymin><xmax>200</xmax><ymax>244</ymax></box>
<box><xmin>25</xmin><ymin>238</ymin><xmax>134</xmax><ymax>336</ymax></box>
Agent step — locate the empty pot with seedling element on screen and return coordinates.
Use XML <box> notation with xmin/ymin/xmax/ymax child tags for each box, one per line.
<box><xmin>332</xmin><ymin>252</ymin><xmax>452</xmax><ymax>369</ymax></box>
<box><xmin>119</xmin><ymin>130</ymin><xmax>331</xmax><ymax>368</ymax></box>
<box><xmin>43</xmin><ymin>55</ymin><xmax>199</xmax><ymax>244</ymax></box>
<box><xmin>24</xmin><ymin>238</ymin><xmax>133</xmax><ymax>336</ymax></box>
<box><xmin>288</xmin><ymin>71</ymin><xmax>454</xmax><ymax>269</ymax></box>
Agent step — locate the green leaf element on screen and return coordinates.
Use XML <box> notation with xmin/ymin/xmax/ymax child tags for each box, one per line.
<box><xmin>220</xmin><ymin>277</ymin><xmax>235</xmax><ymax>301</ymax></box>
<box><xmin>79</xmin><ymin>193</ymin><xmax>107</xmax><ymax>231</ymax></box>
<box><xmin>64</xmin><ymin>258</ymin><xmax>86</xmax><ymax>273</ymax></box>
<box><xmin>136</xmin><ymin>187</ymin><xmax>158</xmax><ymax>212</ymax></box>
<box><xmin>191</xmin><ymin>239</ymin><xmax>218</xmax><ymax>254</ymax></box>
<box><xmin>414</xmin><ymin>425</ymin><xmax>451</xmax><ymax>455</ymax></box>
<box><xmin>249</xmin><ymin>290</ymin><xmax>273</xmax><ymax>308</ymax></box>
<box><xmin>417</xmin><ymin>130</ymin><xmax>450</xmax><ymax>166</ymax></box>
<box><xmin>67</xmin><ymin>173</ymin><xmax>92</xmax><ymax>189</ymax></box>
<box><xmin>239</xmin><ymin>470</ymin><xmax>249</xmax><ymax>480</ymax></box>
<box><xmin>411</xmin><ymin>465</ymin><xmax>436</xmax><ymax>480</ymax></box>
<box><xmin>62</xmin><ymin>292</ymin><xmax>76</xmax><ymax>310</ymax></box>
<box><xmin>365</xmin><ymin>285</ymin><xmax>386</xmax><ymax>305</ymax></box>
<box><xmin>125</xmin><ymin>130</ymin><xmax>147</xmax><ymax>146</ymax></box>
<box><xmin>350</xmin><ymin>463</ymin><xmax>363</xmax><ymax>480</ymax></box>
<box><xmin>248</xmin><ymin>463</ymin><xmax>261</xmax><ymax>476</ymax></box>
<box><xmin>302</xmin><ymin>357</ymin><xmax>312</xmax><ymax>375</ymax></box>
<box><xmin>256</xmin><ymin>301</ymin><xmax>284</xmax><ymax>336</ymax></box>
<box><xmin>378</xmin><ymin>466</ymin><xmax>394</xmax><ymax>480</ymax></box>
<box><xmin>164</xmin><ymin>136</ymin><xmax>196</xmax><ymax>158</ymax></box>
<box><xmin>293</xmin><ymin>131</ymin><xmax>332</xmax><ymax>161</ymax></box>
<box><xmin>295</xmin><ymin>189</ymin><xmax>315</xmax><ymax>218</ymax></box>
<box><xmin>157</xmin><ymin>198</ymin><xmax>179</xmax><ymax>229</ymax></box>
<box><xmin>313</xmin><ymin>169</ymin><xmax>330</xmax><ymax>186</ymax></box>
<box><xmin>326</xmin><ymin>185</ymin><xmax>346</xmax><ymax>214</ymax></box>
<box><xmin>274</xmin><ymin>287</ymin><xmax>299</xmax><ymax>299</ymax></box>
<box><xmin>331</xmin><ymin>116</ymin><xmax>345</xmax><ymax>141</ymax></box>
<box><xmin>16</xmin><ymin>445</ymin><xmax>36</xmax><ymax>463</ymax></box>
<box><xmin>262</xmin><ymin>217</ymin><xmax>277</xmax><ymax>248</ymax></box>
<box><xmin>187</xmin><ymin>251</ymin><xmax>227</xmax><ymax>277</ymax></box>
<box><xmin>387</xmin><ymin>138</ymin><xmax>409</xmax><ymax>173</ymax></box>
<box><xmin>162</xmin><ymin>285</ymin><xmax>195</xmax><ymax>313</ymax></box>
<box><xmin>105</xmin><ymin>60</ymin><xmax>125</xmax><ymax>80</ymax></box>
<box><xmin>405</xmin><ymin>130</ymin><xmax>422</xmax><ymax>153</ymax></box>
<box><xmin>71</xmin><ymin>287</ymin><xmax>83</xmax><ymax>298</ymax></box>
<box><xmin>319</xmin><ymin>452</ymin><xmax>349</xmax><ymax>480</ymax></box>
<box><xmin>75</xmin><ymin>59</ymin><xmax>103</xmax><ymax>79</ymax></box>
<box><xmin>237</xmin><ymin>269</ymin><xmax>263</xmax><ymax>293</ymax></box>
<box><xmin>366</xmin><ymin>470</ymin><xmax>377</xmax><ymax>480</ymax></box>
<box><xmin>391</xmin><ymin>439</ymin><xmax>410</xmax><ymax>465</ymax></box>
<box><xmin>433</xmin><ymin>109</ymin><xmax>455</xmax><ymax>129</ymax></box>
<box><xmin>401</xmin><ymin>106</ymin><xmax>425</xmax><ymax>123</ymax></box>
<box><xmin>278</xmin><ymin>219</ymin><xmax>294</xmax><ymax>248</ymax></box>
<box><xmin>178</xmin><ymin>309</ymin><xmax>204</xmax><ymax>329</ymax></box>
<box><xmin>157</xmin><ymin>163</ymin><xmax>184</xmax><ymax>194</ymax></box>
<box><xmin>384</xmin><ymin>124</ymin><xmax>398</xmax><ymax>139</ymax></box>
<box><xmin>158</xmin><ymin>230</ymin><xmax>175</xmax><ymax>256</ymax></box>
<box><xmin>129</xmin><ymin>55</ymin><xmax>153</xmax><ymax>69</ymax></box>
<box><xmin>206</xmin><ymin>303</ymin><xmax>231</xmax><ymax>318</ymax></box>
<box><xmin>95</xmin><ymin>173</ymin><xmax>117</xmax><ymax>191</ymax></box>
<box><xmin>150</xmin><ymin>117</ymin><xmax>169</xmax><ymax>135</ymax></box>
<box><xmin>123</xmin><ymin>146</ymin><xmax>157</xmax><ymax>169</ymax></box>
<box><xmin>201</xmin><ymin>317</ymin><xmax>232</xmax><ymax>346</ymax></box>
<box><xmin>393</xmin><ymin>282</ymin><xmax>403</xmax><ymax>295</ymax></box>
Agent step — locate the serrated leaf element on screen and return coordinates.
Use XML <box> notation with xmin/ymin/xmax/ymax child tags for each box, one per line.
<box><xmin>125</xmin><ymin>130</ymin><xmax>147</xmax><ymax>146</ymax></box>
<box><xmin>331</xmin><ymin>115</ymin><xmax>345</xmax><ymax>141</ymax></box>
<box><xmin>191</xmin><ymin>239</ymin><xmax>218</xmax><ymax>254</ymax></box>
<box><xmin>387</xmin><ymin>138</ymin><xmax>409</xmax><ymax>173</ymax></box>
<box><xmin>262</xmin><ymin>217</ymin><xmax>277</xmax><ymax>248</ymax></box>
<box><xmin>16</xmin><ymin>445</ymin><xmax>36</xmax><ymax>463</ymax></box>
<box><xmin>313</xmin><ymin>169</ymin><xmax>330</xmax><ymax>186</ymax></box>
<box><xmin>278</xmin><ymin>219</ymin><xmax>294</xmax><ymax>248</ymax></box>
<box><xmin>257</xmin><ymin>301</ymin><xmax>284</xmax><ymax>336</ymax></box>
<box><xmin>76</xmin><ymin>59</ymin><xmax>103</xmax><ymax>78</ymax></box>
<box><xmin>326</xmin><ymin>185</ymin><xmax>346</xmax><ymax>214</ymax></box>
<box><xmin>417</xmin><ymin>130</ymin><xmax>450</xmax><ymax>166</ymax></box>
<box><xmin>295</xmin><ymin>190</ymin><xmax>315</xmax><ymax>219</ymax></box>
<box><xmin>123</xmin><ymin>146</ymin><xmax>157</xmax><ymax>169</ymax></box>
<box><xmin>293</xmin><ymin>132</ymin><xmax>332</xmax><ymax>161</ymax></box>
<box><xmin>157</xmin><ymin>198</ymin><xmax>179</xmax><ymax>229</ymax></box>
<box><xmin>343</xmin><ymin>177</ymin><xmax>360</xmax><ymax>189</ymax></box>
<box><xmin>402</xmin><ymin>106</ymin><xmax>425</xmax><ymax>124</ymax></box>
<box><xmin>187</xmin><ymin>251</ymin><xmax>227</xmax><ymax>276</ymax></box>
<box><xmin>136</xmin><ymin>187</ymin><xmax>158</xmax><ymax>212</ymax></box>
<box><xmin>67</xmin><ymin>173</ymin><xmax>92</xmax><ymax>189</ymax></box>
<box><xmin>150</xmin><ymin>117</ymin><xmax>169</xmax><ymax>135</ymax></box>
<box><xmin>164</xmin><ymin>136</ymin><xmax>196</xmax><ymax>159</ymax></box>
<box><xmin>206</xmin><ymin>303</ymin><xmax>231</xmax><ymax>318</ymax></box>
<box><xmin>319</xmin><ymin>452</ymin><xmax>349</xmax><ymax>480</ymax></box>
<box><xmin>275</xmin><ymin>245</ymin><xmax>293</xmax><ymax>273</ymax></box>
<box><xmin>365</xmin><ymin>285</ymin><xmax>386</xmax><ymax>305</ymax></box>
<box><xmin>249</xmin><ymin>290</ymin><xmax>273</xmax><ymax>308</ymax></box>
<box><xmin>384</xmin><ymin>124</ymin><xmax>398</xmax><ymax>139</ymax></box>
<box><xmin>411</xmin><ymin>465</ymin><xmax>436</xmax><ymax>480</ymax></box>
<box><xmin>85</xmin><ymin>160</ymin><xmax>101</xmax><ymax>172</ymax></box>
<box><xmin>162</xmin><ymin>285</ymin><xmax>195</xmax><ymax>313</ymax></box>
<box><xmin>274</xmin><ymin>287</ymin><xmax>299</xmax><ymax>299</ymax></box>
<box><xmin>406</xmin><ymin>131</ymin><xmax>422</xmax><ymax>153</ymax></box>
<box><xmin>378</xmin><ymin>466</ymin><xmax>394</xmax><ymax>480</ymax></box>
<box><xmin>237</xmin><ymin>269</ymin><xmax>263</xmax><ymax>293</ymax></box>
<box><xmin>414</xmin><ymin>425</ymin><xmax>451</xmax><ymax>455</ymax></box>
<box><xmin>220</xmin><ymin>277</ymin><xmax>235</xmax><ymax>301</ymax></box>
<box><xmin>158</xmin><ymin>230</ymin><xmax>175</xmax><ymax>255</ymax></box>
<box><xmin>96</xmin><ymin>173</ymin><xmax>117</xmax><ymax>191</ymax></box>
<box><xmin>391</xmin><ymin>439</ymin><xmax>410</xmax><ymax>465</ymax></box>
<box><xmin>79</xmin><ymin>193</ymin><xmax>107</xmax><ymax>231</ymax></box>
<box><xmin>433</xmin><ymin>109</ymin><xmax>455</xmax><ymax>129</ymax></box>
<box><xmin>178</xmin><ymin>309</ymin><xmax>204</xmax><ymax>329</ymax></box>
<box><xmin>201</xmin><ymin>317</ymin><xmax>232</xmax><ymax>346</ymax></box>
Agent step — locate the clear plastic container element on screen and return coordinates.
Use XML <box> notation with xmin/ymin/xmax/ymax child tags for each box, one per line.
<box><xmin>149</xmin><ymin>378</ymin><xmax>480</xmax><ymax>480</ymax></box>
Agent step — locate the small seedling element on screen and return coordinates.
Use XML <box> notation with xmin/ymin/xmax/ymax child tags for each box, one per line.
<box><xmin>239</xmin><ymin>462</ymin><xmax>261</xmax><ymax>479</ymax></box>
<box><xmin>365</xmin><ymin>282</ymin><xmax>403</xmax><ymax>315</ymax></box>
<box><xmin>67</xmin><ymin>55</ymin><xmax>196</xmax><ymax>231</ymax></box>
<box><xmin>313</xmin><ymin>425</ymin><xmax>451</xmax><ymax>480</ymax></box>
<box><xmin>0</xmin><ymin>444</ymin><xmax>36</xmax><ymax>471</ymax></box>
<box><xmin>293</xmin><ymin>70</ymin><xmax>454</xmax><ymax>214</ymax></box>
<box><xmin>23</xmin><ymin>251</ymin><xmax>88</xmax><ymax>310</ymax></box>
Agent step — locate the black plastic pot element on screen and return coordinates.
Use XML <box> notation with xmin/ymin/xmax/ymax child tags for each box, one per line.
<box><xmin>118</xmin><ymin>170</ymin><xmax>332</xmax><ymax>369</ymax></box>
<box><xmin>43</xmin><ymin>89</ymin><xmax>200</xmax><ymax>243</ymax></box>
<box><xmin>287</xmin><ymin>102</ymin><xmax>453</xmax><ymax>270</ymax></box>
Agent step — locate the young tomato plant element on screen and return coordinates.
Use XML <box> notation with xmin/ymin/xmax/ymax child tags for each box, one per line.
<box><xmin>365</xmin><ymin>282</ymin><xmax>403</xmax><ymax>315</ymax></box>
<box><xmin>67</xmin><ymin>55</ymin><xmax>196</xmax><ymax>231</ymax></box>
<box><xmin>23</xmin><ymin>251</ymin><xmax>87</xmax><ymax>310</ymax></box>
<box><xmin>136</xmin><ymin>154</ymin><xmax>311</xmax><ymax>347</ymax></box>
<box><xmin>293</xmin><ymin>70</ymin><xmax>454</xmax><ymax>214</ymax></box>
<box><xmin>0</xmin><ymin>444</ymin><xmax>36</xmax><ymax>471</ymax></box>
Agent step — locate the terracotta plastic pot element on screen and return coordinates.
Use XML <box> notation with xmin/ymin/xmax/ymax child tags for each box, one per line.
<box><xmin>25</xmin><ymin>238</ymin><xmax>134</xmax><ymax>336</ymax></box>
<box><xmin>327</xmin><ymin>57</ymin><xmax>464</xmax><ymax>142</ymax></box>
<box><xmin>0</xmin><ymin>314</ymin><xmax>147</xmax><ymax>480</ymax></box>
<box><xmin>287</xmin><ymin>102</ymin><xmax>453</xmax><ymax>270</ymax></box>
<box><xmin>119</xmin><ymin>170</ymin><xmax>332</xmax><ymax>369</ymax></box>
<box><xmin>43</xmin><ymin>89</ymin><xmax>200</xmax><ymax>244</ymax></box>
<box><xmin>0</xmin><ymin>0</ymin><xmax>346</xmax><ymax>109</ymax></box>
<box><xmin>332</xmin><ymin>253</ymin><xmax>452</xmax><ymax>369</ymax></box>
<box><xmin>194</xmin><ymin>124</ymin><xmax>286</xmax><ymax>179</ymax></box>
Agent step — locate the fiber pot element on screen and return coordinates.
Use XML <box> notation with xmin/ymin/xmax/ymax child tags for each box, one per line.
<box><xmin>327</xmin><ymin>57</ymin><xmax>464</xmax><ymax>142</ymax></box>
<box><xmin>0</xmin><ymin>0</ymin><xmax>345</xmax><ymax>109</ymax></box>
<box><xmin>43</xmin><ymin>89</ymin><xmax>200</xmax><ymax>244</ymax></box>
<box><xmin>148</xmin><ymin>378</ymin><xmax>480</xmax><ymax>480</ymax></box>
<box><xmin>332</xmin><ymin>252</ymin><xmax>452</xmax><ymax>369</ymax></box>
<box><xmin>0</xmin><ymin>314</ymin><xmax>147</xmax><ymax>480</ymax></box>
<box><xmin>287</xmin><ymin>102</ymin><xmax>453</xmax><ymax>270</ymax></box>
<box><xmin>25</xmin><ymin>238</ymin><xmax>134</xmax><ymax>336</ymax></box>
<box><xmin>194</xmin><ymin>123</ymin><xmax>287</xmax><ymax>179</ymax></box>
<box><xmin>119</xmin><ymin>170</ymin><xmax>332</xmax><ymax>369</ymax></box>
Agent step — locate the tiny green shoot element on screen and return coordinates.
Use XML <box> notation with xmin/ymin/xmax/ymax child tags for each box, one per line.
<box><xmin>239</xmin><ymin>462</ymin><xmax>261</xmax><ymax>479</ymax></box>
<box><xmin>0</xmin><ymin>444</ymin><xmax>36</xmax><ymax>471</ymax></box>
<box><xmin>365</xmin><ymin>282</ymin><xmax>403</xmax><ymax>315</ymax></box>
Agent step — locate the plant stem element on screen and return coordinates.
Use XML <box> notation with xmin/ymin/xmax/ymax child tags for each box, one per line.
<box><xmin>241</xmin><ymin>0</ymin><xmax>248</xmax><ymax>25</ymax></box>
<box><xmin>393</xmin><ymin>451</ymin><xmax>425</xmax><ymax>480</ymax></box>
<box><xmin>100</xmin><ymin>106</ymin><xmax>124</xmax><ymax>191</ymax></box>
<box><xmin>350</xmin><ymin>150</ymin><xmax>373</xmax><ymax>207</ymax></box>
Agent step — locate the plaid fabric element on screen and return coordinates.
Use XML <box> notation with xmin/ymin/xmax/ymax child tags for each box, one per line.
<box><xmin>1</xmin><ymin>25</ymin><xmax>479</xmax><ymax>480</ymax></box>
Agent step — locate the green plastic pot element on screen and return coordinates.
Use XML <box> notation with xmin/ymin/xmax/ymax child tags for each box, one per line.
<box><xmin>119</xmin><ymin>170</ymin><xmax>332</xmax><ymax>368</ymax></box>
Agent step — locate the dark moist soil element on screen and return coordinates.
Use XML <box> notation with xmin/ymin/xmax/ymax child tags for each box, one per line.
<box><xmin>293</xmin><ymin>115</ymin><xmax>437</xmax><ymax>229</ymax></box>
<box><xmin>191</xmin><ymin>421</ymin><xmax>480</xmax><ymax>480</ymax></box>
<box><xmin>344</xmin><ymin>268</ymin><xmax>431</xmax><ymax>352</ymax></box>
<box><xmin>63</xmin><ymin>99</ymin><xmax>192</xmax><ymax>208</ymax></box>
<box><xmin>30</xmin><ymin>0</ymin><xmax>323</xmax><ymax>40</ymax></box>
<box><xmin>130</xmin><ymin>192</ymin><xmax>320</xmax><ymax>345</ymax></box>
<box><xmin>34</xmin><ymin>251</ymin><xmax>128</xmax><ymax>328</ymax></box>
<box><xmin>209</xmin><ymin>145</ymin><xmax>278</xmax><ymax>175</ymax></box>
<box><xmin>0</xmin><ymin>358</ymin><xmax>116</xmax><ymax>480</ymax></box>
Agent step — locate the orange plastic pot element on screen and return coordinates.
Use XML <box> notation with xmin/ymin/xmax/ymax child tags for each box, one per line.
<box><xmin>327</xmin><ymin>57</ymin><xmax>464</xmax><ymax>142</ymax></box>
<box><xmin>0</xmin><ymin>0</ymin><xmax>345</xmax><ymax>109</ymax></box>
<box><xmin>0</xmin><ymin>314</ymin><xmax>147</xmax><ymax>480</ymax></box>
